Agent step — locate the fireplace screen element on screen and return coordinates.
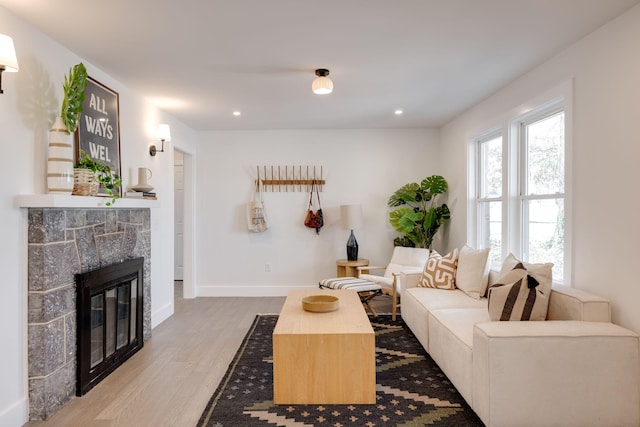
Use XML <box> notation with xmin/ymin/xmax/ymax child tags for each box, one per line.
<box><xmin>77</xmin><ymin>257</ymin><xmax>144</xmax><ymax>396</ymax></box>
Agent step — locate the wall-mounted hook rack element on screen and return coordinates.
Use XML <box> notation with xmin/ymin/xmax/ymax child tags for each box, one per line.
<box><xmin>255</xmin><ymin>165</ymin><xmax>324</xmax><ymax>192</ymax></box>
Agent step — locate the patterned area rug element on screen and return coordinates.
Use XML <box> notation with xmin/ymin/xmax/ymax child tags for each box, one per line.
<box><xmin>197</xmin><ymin>315</ymin><xmax>484</xmax><ymax>427</ymax></box>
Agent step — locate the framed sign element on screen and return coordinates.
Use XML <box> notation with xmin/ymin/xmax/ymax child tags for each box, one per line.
<box><xmin>76</xmin><ymin>77</ymin><xmax>122</xmax><ymax>196</ymax></box>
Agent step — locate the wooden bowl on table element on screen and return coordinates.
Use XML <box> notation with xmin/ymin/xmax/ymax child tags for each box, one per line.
<box><xmin>302</xmin><ymin>295</ymin><xmax>339</xmax><ymax>313</ymax></box>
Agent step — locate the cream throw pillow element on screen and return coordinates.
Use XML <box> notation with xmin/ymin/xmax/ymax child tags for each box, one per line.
<box><xmin>418</xmin><ymin>249</ymin><xmax>458</xmax><ymax>290</ymax></box>
<box><xmin>456</xmin><ymin>245</ymin><xmax>491</xmax><ymax>299</ymax></box>
<box><xmin>487</xmin><ymin>253</ymin><xmax>553</xmax><ymax>321</ymax></box>
<box><xmin>499</xmin><ymin>253</ymin><xmax>553</xmax><ymax>290</ymax></box>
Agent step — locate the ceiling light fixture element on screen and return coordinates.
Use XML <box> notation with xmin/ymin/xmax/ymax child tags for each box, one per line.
<box><xmin>0</xmin><ymin>34</ymin><xmax>19</xmax><ymax>94</ymax></box>
<box><xmin>312</xmin><ymin>68</ymin><xmax>333</xmax><ymax>95</ymax></box>
<box><xmin>394</xmin><ymin>109</ymin><xmax>404</xmax><ymax>115</ymax></box>
<box><xmin>233</xmin><ymin>111</ymin><xmax>241</xmax><ymax>116</ymax></box>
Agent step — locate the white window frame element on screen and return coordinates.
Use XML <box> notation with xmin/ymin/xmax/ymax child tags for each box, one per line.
<box><xmin>513</xmin><ymin>105</ymin><xmax>565</xmax><ymax>263</ymax></box>
<box><xmin>471</xmin><ymin>130</ymin><xmax>505</xmax><ymax>265</ymax></box>
<box><xmin>467</xmin><ymin>80</ymin><xmax>573</xmax><ymax>284</ymax></box>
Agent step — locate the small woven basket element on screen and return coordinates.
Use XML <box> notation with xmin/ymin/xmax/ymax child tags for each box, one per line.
<box><xmin>72</xmin><ymin>168</ymin><xmax>99</xmax><ymax>196</ymax></box>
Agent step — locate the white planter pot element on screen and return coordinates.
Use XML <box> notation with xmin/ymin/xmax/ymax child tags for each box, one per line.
<box><xmin>47</xmin><ymin>116</ymin><xmax>74</xmax><ymax>194</ymax></box>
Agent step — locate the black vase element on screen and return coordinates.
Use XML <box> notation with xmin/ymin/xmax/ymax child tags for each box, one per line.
<box><xmin>346</xmin><ymin>229</ymin><xmax>358</xmax><ymax>261</ymax></box>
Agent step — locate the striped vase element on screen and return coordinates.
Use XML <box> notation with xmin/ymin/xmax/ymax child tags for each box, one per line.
<box><xmin>47</xmin><ymin>116</ymin><xmax>74</xmax><ymax>194</ymax></box>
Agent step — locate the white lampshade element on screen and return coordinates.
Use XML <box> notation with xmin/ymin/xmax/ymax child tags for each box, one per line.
<box><xmin>312</xmin><ymin>76</ymin><xmax>333</xmax><ymax>94</ymax></box>
<box><xmin>155</xmin><ymin>124</ymin><xmax>171</xmax><ymax>142</ymax></box>
<box><xmin>312</xmin><ymin>68</ymin><xmax>333</xmax><ymax>95</ymax></box>
<box><xmin>0</xmin><ymin>34</ymin><xmax>19</xmax><ymax>72</ymax></box>
<box><xmin>340</xmin><ymin>204</ymin><xmax>363</xmax><ymax>230</ymax></box>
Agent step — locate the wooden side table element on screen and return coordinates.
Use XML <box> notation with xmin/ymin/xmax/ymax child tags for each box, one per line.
<box><xmin>336</xmin><ymin>259</ymin><xmax>369</xmax><ymax>277</ymax></box>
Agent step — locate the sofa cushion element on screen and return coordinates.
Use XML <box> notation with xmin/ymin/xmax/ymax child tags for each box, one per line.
<box><xmin>488</xmin><ymin>258</ymin><xmax>552</xmax><ymax>321</ymax></box>
<box><xmin>429</xmin><ymin>308</ymin><xmax>491</xmax><ymax>349</ymax></box>
<box><xmin>418</xmin><ymin>249</ymin><xmax>458</xmax><ymax>290</ymax></box>
<box><xmin>405</xmin><ymin>287</ymin><xmax>487</xmax><ymax>312</ymax></box>
<box><xmin>428</xmin><ymin>308</ymin><xmax>490</xmax><ymax>405</ymax></box>
<box><xmin>456</xmin><ymin>245</ymin><xmax>491</xmax><ymax>299</ymax></box>
<box><xmin>400</xmin><ymin>287</ymin><xmax>432</xmax><ymax>351</ymax></box>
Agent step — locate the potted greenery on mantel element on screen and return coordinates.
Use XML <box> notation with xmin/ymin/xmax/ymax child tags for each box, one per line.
<box><xmin>47</xmin><ymin>63</ymin><xmax>89</xmax><ymax>195</ymax></box>
<box><xmin>388</xmin><ymin>175</ymin><xmax>450</xmax><ymax>249</ymax></box>
<box><xmin>74</xmin><ymin>150</ymin><xmax>122</xmax><ymax>206</ymax></box>
<box><xmin>61</xmin><ymin>63</ymin><xmax>88</xmax><ymax>134</ymax></box>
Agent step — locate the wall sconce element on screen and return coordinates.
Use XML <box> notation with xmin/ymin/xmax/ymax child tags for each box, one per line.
<box><xmin>150</xmin><ymin>124</ymin><xmax>171</xmax><ymax>156</ymax></box>
<box><xmin>0</xmin><ymin>34</ymin><xmax>19</xmax><ymax>95</ymax></box>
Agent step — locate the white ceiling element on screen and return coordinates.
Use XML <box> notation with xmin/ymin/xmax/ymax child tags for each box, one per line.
<box><xmin>2</xmin><ymin>0</ymin><xmax>638</xmax><ymax>130</ymax></box>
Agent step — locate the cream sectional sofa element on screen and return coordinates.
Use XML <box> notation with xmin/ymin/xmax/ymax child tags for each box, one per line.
<box><xmin>401</xmin><ymin>271</ymin><xmax>640</xmax><ymax>427</ymax></box>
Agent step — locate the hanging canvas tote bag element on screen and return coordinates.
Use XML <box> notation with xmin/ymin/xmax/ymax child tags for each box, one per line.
<box><xmin>304</xmin><ymin>180</ymin><xmax>324</xmax><ymax>234</ymax></box>
<box><xmin>247</xmin><ymin>179</ymin><xmax>269</xmax><ymax>233</ymax></box>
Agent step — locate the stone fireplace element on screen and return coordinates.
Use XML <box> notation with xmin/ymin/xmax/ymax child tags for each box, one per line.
<box><xmin>26</xmin><ymin>206</ymin><xmax>152</xmax><ymax>420</ymax></box>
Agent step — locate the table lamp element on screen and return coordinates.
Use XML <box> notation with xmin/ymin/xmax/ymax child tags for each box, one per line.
<box><xmin>340</xmin><ymin>204</ymin><xmax>363</xmax><ymax>261</ymax></box>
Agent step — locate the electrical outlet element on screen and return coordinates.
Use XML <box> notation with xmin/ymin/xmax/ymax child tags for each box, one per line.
<box><xmin>265</xmin><ymin>263</ymin><xmax>271</xmax><ymax>272</ymax></box>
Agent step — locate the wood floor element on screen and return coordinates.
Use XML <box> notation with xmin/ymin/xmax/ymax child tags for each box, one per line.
<box><xmin>24</xmin><ymin>283</ymin><xmax>393</xmax><ymax>427</ymax></box>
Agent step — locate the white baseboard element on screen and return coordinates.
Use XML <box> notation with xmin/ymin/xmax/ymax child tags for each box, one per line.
<box><xmin>151</xmin><ymin>301</ymin><xmax>174</xmax><ymax>329</ymax></box>
<box><xmin>197</xmin><ymin>285</ymin><xmax>314</xmax><ymax>297</ymax></box>
<box><xmin>0</xmin><ymin>397</ymin><xmax>28</xmax><ymax>427</ymax></box>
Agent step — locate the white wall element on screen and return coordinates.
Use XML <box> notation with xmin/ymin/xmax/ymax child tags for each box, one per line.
<box><xmin>439</xmin><ymin>4</ymin><xmax>640</xmax><ymax>333</ymax></box>
<box><xmin>4</xmin><ymin>1</ymin><xmax>639</xmax><ymax>424</ymax></box>
<box><xmin>195</xmin><ymin>129</ymin><xmax>439</xmax><ymax>296</ymax></box>
<box><xmin>0</xmin><ymin>6</ymin><xmax>196</xmax><ymax>425</ymax></box>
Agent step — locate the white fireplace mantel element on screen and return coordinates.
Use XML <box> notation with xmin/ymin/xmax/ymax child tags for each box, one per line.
<box><xmin>15</xmin><ymin>194</ymin><xmax>160</xmax><ymax>209</ymax></box>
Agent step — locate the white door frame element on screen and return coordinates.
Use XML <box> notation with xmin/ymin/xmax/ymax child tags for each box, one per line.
<box><xmin>173</xmin><ymin>151</ymin><xmax>185</xmax><ymax>281</ymax></box>
<box><xmin>174</xmin><ymin>148</ymin><xmax>196</xmax><ymax>298</ymax></box>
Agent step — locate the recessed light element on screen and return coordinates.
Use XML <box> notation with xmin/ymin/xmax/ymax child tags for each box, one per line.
<box><xmin>233</xmin><ymin>111</ymin><xmax>241</xmax><ymax>116</ymax></box>
<box><xmin>394</xmin><ymin>109</ymin><xmax>403</xmax><ymax>115</ymax></box>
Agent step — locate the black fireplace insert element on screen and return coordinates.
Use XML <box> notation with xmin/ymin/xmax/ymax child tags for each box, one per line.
<box><xmin>76</xmin><ymin>257</ymin><xmax>144</xmax><ymax>396</ymax></box>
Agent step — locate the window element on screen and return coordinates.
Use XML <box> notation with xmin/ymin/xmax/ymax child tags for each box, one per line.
<box><xmin>519</xmin><ymin>110</ymin><xmax>565</xmax><ymax>280</ymax></box>
<box><xmin>469</xmin><ymin>91</ymin><xmax>570</xmax><ymax>283</ymax></box>
<box><xmin>476</xmin><ymin>134</ymin><xmax>503</xmax><ymax>269</ymax></box>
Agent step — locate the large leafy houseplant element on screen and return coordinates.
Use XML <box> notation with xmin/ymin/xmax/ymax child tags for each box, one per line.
<box><xmin>61</xmin><ymin>63</ymin><xmax>88</xmax><ymax>133</ymax></box>
<box><xmin>75</xmin><ymin>150</ymin><xmax>122</xmax><ymax>206</ymax></box>
<box><xmin>388</xmin><ymin>175</ymin><xmax>450</xmax><ymax>249</ymax></box>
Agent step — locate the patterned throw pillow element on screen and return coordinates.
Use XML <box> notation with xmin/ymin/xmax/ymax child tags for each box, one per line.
<box><xmin>499</xmin><ymin>253</ymin><xmax>553</xmax><ymax>288</ymax></box>
<box><xmin>487</xmin><ymin>257</ymin><xmax>553</xmax><ymax>321</ymax></box>
<box><xmin>418</xmin><ymin>249</ymin><xmax>459</xmax><ymax>290</ymax></box>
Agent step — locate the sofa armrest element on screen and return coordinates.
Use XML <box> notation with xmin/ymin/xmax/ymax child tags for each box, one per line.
<box><xmin>400</xmin><ymin>271</ymin><xmax>422</xmax><ymax>291</ymax></box>
<box><xmin>548</xmin><ymin>284</ymin><xmax>611</xmax><ymax>322</ymax></box>
<box><xmin>473</xmin><ymin>321</ymin><xmax>639</xmax><ymax>427</ymax></box>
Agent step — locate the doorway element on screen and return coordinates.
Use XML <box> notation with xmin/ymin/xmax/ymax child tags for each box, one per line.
<box><xmin>174</xmin><ymin>150</ymin><xmax>185</xmax><ymax>283</ymax></box>
<box><xmin>173</xmin><ymin>148</ymin><xmax>194</xmax><ymax>299</ymax></box>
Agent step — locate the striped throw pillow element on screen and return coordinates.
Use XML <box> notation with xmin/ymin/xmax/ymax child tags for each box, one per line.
<box><xmin>418</xmin><ymin>249</ymin><xmax>458</xmax><ymax>290</ymax></box>
<box><xmin>487</xmin><ymin>260</ymin><xmax>552</xmax><ymax>321</ymax></box>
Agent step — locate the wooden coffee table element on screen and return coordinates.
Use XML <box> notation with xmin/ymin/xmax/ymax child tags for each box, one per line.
<box><xmin>272</xmin><ymin>289</ymin><xmax>376</xmax><ymax>404</ymax></box>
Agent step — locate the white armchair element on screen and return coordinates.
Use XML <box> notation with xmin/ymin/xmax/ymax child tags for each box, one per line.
<box><xmin>357</xmin><ymin>247</ymin><xmax>429</xmax><ymax>320</ymax></box>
